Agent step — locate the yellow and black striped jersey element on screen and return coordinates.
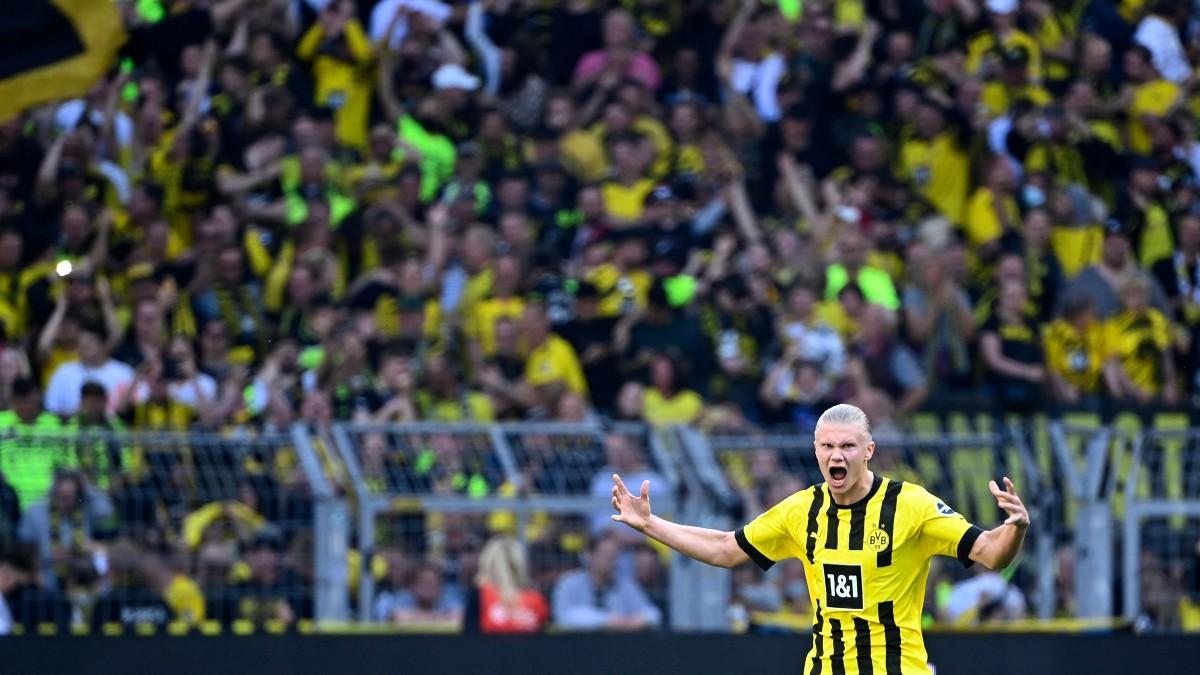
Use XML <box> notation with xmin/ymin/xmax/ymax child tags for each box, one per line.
<box><xmin>1043</xmin><ymin>319</ymin><xmax>1105</xmax><ymax>394</ymax></box>
<box><xmin>737</xmin><ymin>474</ymin><xmax>982</xmax><ymax>675</ymax></box>
<box><xmin>1102</xmin><ymin>309</ymin><xmax>1172</xmax><ymax>394</ymax></box>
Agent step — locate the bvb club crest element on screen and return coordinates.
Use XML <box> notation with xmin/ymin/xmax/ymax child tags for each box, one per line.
<box><xmin>867</xmin><ymin>528</ymin><xmax>890</xmax><ymax>552</ymax></box>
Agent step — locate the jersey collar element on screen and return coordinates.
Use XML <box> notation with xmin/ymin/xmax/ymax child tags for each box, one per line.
<box><xmin>826</xmin><ymin>472</ymin><xmax>883</xmax><ymax>509</ymax></box>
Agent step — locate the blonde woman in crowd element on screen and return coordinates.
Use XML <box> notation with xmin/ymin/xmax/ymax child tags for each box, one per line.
<box><xmin>463</xmin><ymin>536</ymin><xmax>549</xmax><ymax>634</ymax></box>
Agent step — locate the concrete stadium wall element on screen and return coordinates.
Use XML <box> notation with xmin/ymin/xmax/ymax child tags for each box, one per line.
<box><xmin>1</xmin><ymin>633</ymin><xmax>1196</xmax><ymax>674</ymax></box>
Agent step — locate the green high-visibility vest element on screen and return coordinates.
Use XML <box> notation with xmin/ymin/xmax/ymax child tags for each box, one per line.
<box><xmin>396</xmin><ymin>115</ymin><xmax>456</xmax><ymax>202</ymax></box>
<box><xmin>0</xmin><ymin>411</ymin><xmax>74</xmax><ymax>510</ymax></box>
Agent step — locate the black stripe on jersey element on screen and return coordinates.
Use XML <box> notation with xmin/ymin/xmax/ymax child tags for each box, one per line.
<box><xmin>957</xmin><ymin>525</ymin><xmax>984</xmax><ymax>568</ymax></box>
<box><xmin>853</xmin><ymin>617</ymin><xmax>874</xmax><ymax>674</ymax></box>
<box><xmin>879</xmin><ymin>601</ymin><xmax>902</xmax><ymax>675</ymax></box>
<box><xmin>876</xmin><ymin>481</ymin><xmax>904</xmax><ymax>567</ymax></box>
<box><xmin>809</xmin><ymin>601</ymin><xmax>825</xmax><ymax>675</ymax></box>
<box><xmin>830</xmin><ymin>618</ymin><xmax>846</xmax><ymax>675</ymax></box>
<box><xmin>735</xmin><ymin>527</ymin><xmax>775</xmax><ymax>571</ymax></box>
<box><xmin>824</xmin><ymin>496</ymin><xmax>840</xmax><ymax>550</ymax></box>
<box><xmin>848</xmin><ymin>502</ymin><xmax>867</xmax><ymax>550</ymax></box>
<box><xmin>806</xmin><ymin>487</ymin><xmax>825</xmax><ymax>564</ymax></box>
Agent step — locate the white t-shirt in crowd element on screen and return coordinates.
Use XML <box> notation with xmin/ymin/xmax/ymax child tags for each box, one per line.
<box><xmin>730</xmin><ymin>53</ymin><xmax>786</xmax><ymax>123</ymax></box>
<box><xmin>369</xmin><ymin>0</ymin><xmax>452</xmax><ymax>49</ymax></box>
<box><xmin>43</xmin><ymin>359</ymin><xmax>135</xmax><ymax>416</ymax></box>
<box><xmin>1134</xmin><ymin>15</ymin><xmax>1191</xmax><ymax>83</ymax></box>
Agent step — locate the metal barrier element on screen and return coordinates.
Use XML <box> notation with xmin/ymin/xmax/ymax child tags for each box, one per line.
<box><xmin>1046</xmin><ymin>420</ymin><xmax>1126</xmax><ymax>620</ymax></box>
<box><xmin>4</xmin><ymin>418</ymin><xmax>1199</xmax><ymax>634</ymax></box>
<box><xmin>0</xmin><ymin>426</ymin><xmax>337</xmax><ymax>635</ymax></box>
<box><xmin>327</xmin><ymin>421</ymin><xmax>701</xmax><ymax>628</ymax></box>
<box><xmin>1121</xmin><ymin>427</ymin><xmax>1200</xmax><ymax>630</ymax></box>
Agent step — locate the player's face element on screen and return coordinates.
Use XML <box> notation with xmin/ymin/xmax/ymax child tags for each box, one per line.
<box><xmin>814</xmin><ymin>423</ymin><xmax>874</xmax><ymax>498</ymax></box>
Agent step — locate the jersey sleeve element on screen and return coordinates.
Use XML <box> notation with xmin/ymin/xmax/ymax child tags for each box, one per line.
<box><xmin>735</xmin><ymin>490</ymin><xmax>809</xmax><ymax>571</ymax></box>
<box><xmin>910</xmin><ymin>485</ymin><xmax>983</xmax><ymax>568</ymax></box>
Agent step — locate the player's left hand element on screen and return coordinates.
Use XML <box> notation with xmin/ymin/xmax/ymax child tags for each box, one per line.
<box><xmin>989</xmin><ymin>477</ymin><xmax>1029</xmax><ymax>530</ymax></box>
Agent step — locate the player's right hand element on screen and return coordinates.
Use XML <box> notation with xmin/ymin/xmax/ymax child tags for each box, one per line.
<box><xmin>989</xmin><ymin>477</ymin><xmax>1029</xmax><ymax>530</ymax></box>
<box><xmin>611</xmin><ymin>474</ymin><xmax>652</xmax><ymax>533</ymax></box>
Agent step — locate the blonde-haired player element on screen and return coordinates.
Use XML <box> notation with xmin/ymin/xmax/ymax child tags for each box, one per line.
<box><xmin>611</xmin><ymin>403</ymin><xmax>1028</xmax><ymax>674</ymax></box>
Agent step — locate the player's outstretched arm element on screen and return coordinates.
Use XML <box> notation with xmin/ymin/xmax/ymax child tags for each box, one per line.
<box><xmin>611</xmin><ymin>474</ymin><xmax>750</xmax><ymax>569</ymax></box>
<box><xmin>968</xmin><ymin>477</ymin><xmax>1029</xmax><ymax>570</ymax></box>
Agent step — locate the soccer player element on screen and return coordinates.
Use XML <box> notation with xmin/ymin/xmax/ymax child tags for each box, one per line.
<box><xmin>610</xmin><ymin>403</ymin><xmax>1028</xmax><ymax>674</ymax></box>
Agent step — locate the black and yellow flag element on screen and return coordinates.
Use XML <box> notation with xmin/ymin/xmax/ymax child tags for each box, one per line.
<box><xmin>0</xmin><ymin>0</ymin><xmax>127</xmax><ymax>121</ymax></box>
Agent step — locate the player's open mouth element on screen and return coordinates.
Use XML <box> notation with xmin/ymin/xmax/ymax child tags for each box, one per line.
<box><xmin>829</xmin><ymin>466</ymin><xmax>847</xmax><ymax>484</ymax></box>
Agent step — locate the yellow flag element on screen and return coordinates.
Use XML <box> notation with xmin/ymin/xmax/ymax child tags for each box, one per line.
<box><xmin>0</xmin><ymin>0</ymin><xmax>128</xmax><ymax>122</ymax></box>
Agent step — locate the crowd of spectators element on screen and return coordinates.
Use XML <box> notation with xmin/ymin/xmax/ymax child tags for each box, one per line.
<box><xmin>3</xmin><ymin>0</ymin><xmax>1200</xmax><ymax>634</ymax></box>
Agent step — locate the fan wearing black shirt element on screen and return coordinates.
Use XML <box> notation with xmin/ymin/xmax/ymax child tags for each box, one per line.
<box><xmin>91</xmin><ymin>543</ymin><xmax>174</xmax><ymax>634</ymax></box>
<box><xmin>700</xmin><ymin>275</ymin><xmax>774</xmax><ymax>421</ymax></box>
<box><xmin>211</xmin><ymin>529</ymin><xmax>310</xmax><ymax>628</ymax></box>
<box><xmin>980</xmin><ymin>280</ymin><xmax>1045</xmax><ymax>477</ymax></box>
<box><xmin>560</xmin><ymin>282</ymin><xmax>620</xmax><ymax>413</ymax></box>
<box><xmin>477</xmin><ymin>317</ymin><xmax>534</xmax><ymax>420</ymax></box>
<box><xmin>616</xmin><ymin>281</ymin><xmax>713</xmax><ymax>393</ymax></box>
<box><xmin>0</xmin><ymin>543</ymin><xmax>71</xmax><ymax>635</ymax></box>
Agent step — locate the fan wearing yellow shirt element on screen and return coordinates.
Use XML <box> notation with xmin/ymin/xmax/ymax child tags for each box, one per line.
<box><xmin>296</xmin><ymin>1</ymin><xmax>374</xmax><ymax>150</ymax></box>
<box><xmin>599</xmin><ymin>89</ymin><xmax>676</xmax><ymax>181</ymax></box>
<box><xmin>416</xmin><ymin>355</ymin><xmax>495</xmax><ymax>422</ymax></box>
<box><xmin>642</xmin><ymin>353</ymin><xmax>704</xmax><ymax>426</ymax></box>
<box><xmin>457</xmin><ymin>226</ymin><xmax>498</xmax><ymax>321</ymax></box>
<box><xmin>465</xmin><ymin>254</ymin><xmax>525</xmax><ymax>361</ymax></box>
<box><xmin>521</xmin><ymin>303</ymin><xmax>588</xmax><ymax>405</ymax></box>
<box><xmin>967</xmin><ymin>0</ymin><xmax>1043</xmax><ymax>81</ymax></box>
<box><xmin>667</xmin><ymin>101</ymin><xmax>708</xmax><ymax>178</ymax></box>
<box><xmin>1046</xmin><ymin>185</ymin><xmax>1103</xmax><ymax>278</ymax></box>
<box><xmin>898</xmin><ymin>101</ymin><xmax>969</xmax><ymax>224</ymax></box>
<box><xmin>541</xmin><ymin>93</ymin><xmax>609</xmax><ymax>184</ymax></box>
<box><xmin>1116</xmin><ymin>158</ymin><xmax>1175</xmax><ymax>268</ymax></box>
<box><xmin>586</xmin><ymin>234</ymin><xmax>653</xmax><ymax>318</ymax></box>
<box><xmin>1123</xmin><ymin>45</ymin><xmax>1183</xmax><ymax>156</ymax></box>
<box><xmin>601</xmin><ymin>135</ymin><xmax>657</xmax><ymax>224</ymax></box>
<box><xmin>963</xmin><ymin>155</ymin><xmax>1021</xmax><ymax>254</ymax></box>
<box><xmin>1044</xmin><ymin>292</ymin><xmax>1106</xmax><ymax>406</ymax></box>
<box><xmin>610</xmin><ymin>404</ymin><xmax>1028</xmax><ymax>675</ymax></box>
<box><xmin>980</xmin><ymin>48</ymin><xmax>1053</xmax><ymax>117</ymax></box>
<box><xmin>1102</xmin><ymin>274</ymin><xmax>1179</xmax><ymax>406</ymax></box>
<box><xmin>1030</xmin><ymin>0</ymin><xmax>1082</xmax><ymax>88</ymax></box>
<box><xmin>0</xmin><ymin>226</ymin><xmax>55</xmax><ymax>340</ymax></box>
<box><xmin>144</xmin><ymin>549</ymin><xmax>206</xmax><ymax>626</ymax></box>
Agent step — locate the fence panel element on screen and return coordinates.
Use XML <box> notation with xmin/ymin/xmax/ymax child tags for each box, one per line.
<box><xmin>5</xmin><ymin>420</ymin><xmax>1200</xmax><ymax>635</ymax></box>
<box><xmin>0</xmin><ymin>428</ymin><xmax>328</xmax><ymax>636</ymax></box>
<box><xmin>1121</xmin><ymin>428</ymin><xmax>1200</xmax><ymax>630</ymax></box>
<box><xmin>329</xmin><ymin>422</ymin><xmax>689</xmax><ymax>628</ymax></box>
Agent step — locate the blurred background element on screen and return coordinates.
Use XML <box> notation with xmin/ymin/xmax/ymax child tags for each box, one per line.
<box><xmin>0</xmin><ymin>0</ymin><xmax>1199</xmax><ymax>663</ymax></box>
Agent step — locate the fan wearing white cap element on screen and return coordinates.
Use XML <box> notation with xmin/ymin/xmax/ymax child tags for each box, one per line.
<box><xmin>432</xmin><ymin>64</ymin><xmax>482</xmax><ymax>94</ymax></box>
<box><xmin>965</xmin><ymin>0</ymin><xmax>1043</xmax><ymax>82</ymax></box>
<box><xmin>985</xmin><ymin>0</ymin><xmax>1017</xmax><ymax>14</ymax></box>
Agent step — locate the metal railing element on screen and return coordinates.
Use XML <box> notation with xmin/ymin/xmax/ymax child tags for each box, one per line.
<box><xmin>1121</xmin><ymin>426</ymin><xmax>1200</xmax><ymax>630</ymax></box>
<box><xmin>2</xmin><ymin>416</ymin><xmax>1197</xmax><ymax>634</ymax></box>
<box><xmin>326</xmin><ymin>421</ymin><xmax>707</xmax><ymax>627</ymax></box>
<box><xmin>0</xmin><ymin>426</ymin><xmax>335</xmax><ymax>635</ymax></box>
